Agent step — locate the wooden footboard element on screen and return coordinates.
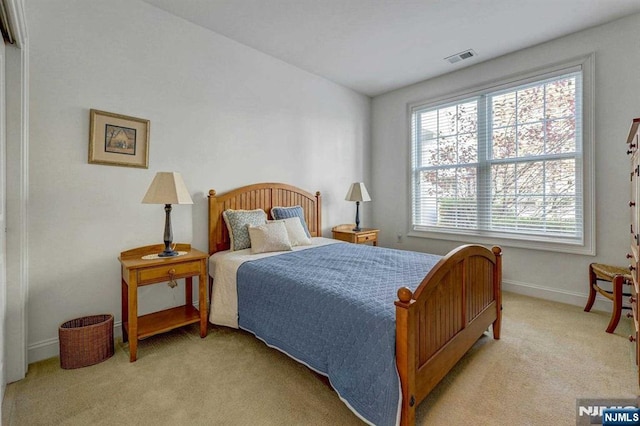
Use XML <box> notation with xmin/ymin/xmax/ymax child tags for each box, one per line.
<box><xmin>208</xmin><ymin>183</ymin><xmax>502</xmax><ymax>425</ymax></box>
<box><xmin>395</xmin><ymin>244</ymin><xmax>502</xmax><ymax>426</ymax></box>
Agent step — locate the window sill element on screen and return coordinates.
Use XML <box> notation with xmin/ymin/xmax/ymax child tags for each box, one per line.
<box><xmin>408</xmin><ymin>228</ymin><xmax>595</xmax><ymax>256</ymax></box>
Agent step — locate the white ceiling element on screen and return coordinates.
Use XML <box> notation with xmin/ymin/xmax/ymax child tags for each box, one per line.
<box><xmin>143</xmin><ymin>0</ymin><xmax>640</xmax><ymax>97</ymax></box>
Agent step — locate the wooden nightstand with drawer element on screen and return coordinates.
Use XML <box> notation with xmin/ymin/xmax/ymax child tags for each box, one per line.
<box><xmin>332</xmin><ymin>224</ymin><xmax>379</xmax><ymax>246</ymax></box>
<box><xmin>119</xmin><ymin>243</ymin><xmax>208</xmax><ymax>362</ymax></box>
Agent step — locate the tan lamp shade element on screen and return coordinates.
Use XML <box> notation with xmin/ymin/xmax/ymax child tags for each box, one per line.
<box><xmin>142</xmin><ymin>172</ymin><xmax>193</xmax><ymax>205</ymax></box>
<box><xmin>345</xmin><ymin>182</ymin><xmax>371</xmax><ymax>202</ymax></box>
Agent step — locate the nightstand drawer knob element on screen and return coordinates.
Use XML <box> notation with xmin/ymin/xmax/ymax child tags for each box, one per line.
<box><xmin>167</xmin><ymin>268</ymin><xmax>177</xmax><ymax>289</ymax></box>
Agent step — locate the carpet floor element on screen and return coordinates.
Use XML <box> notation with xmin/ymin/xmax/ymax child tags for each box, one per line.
<box><xmin>2</xmin><ymin>292</ymin><xmax>638</xmax><ymax>425</ymax></box>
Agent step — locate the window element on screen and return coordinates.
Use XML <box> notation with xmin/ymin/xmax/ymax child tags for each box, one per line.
<box><xmin>411</xmin><ymin>61</ymin><xmax>592</xmax><ymax>252</ymax></box>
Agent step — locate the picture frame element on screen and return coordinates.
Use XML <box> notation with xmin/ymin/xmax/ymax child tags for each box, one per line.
<box><xmin>88</xmin><ymin>109</ymin><xmax>150</xmax><ymax>168</ymax></box>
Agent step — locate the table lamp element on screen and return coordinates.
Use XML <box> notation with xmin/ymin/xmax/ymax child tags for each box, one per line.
<box><xmin>345</xmin><ymin>182</ymin><xmax>371</xmax><ymax>231</ymax></box>
<box><xmin>142</xmin><ymin>172</ymin><xmax>193</xmax><ymax>257</ymax></box>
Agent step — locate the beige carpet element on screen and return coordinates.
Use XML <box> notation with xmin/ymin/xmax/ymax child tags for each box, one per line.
<box><xmin>2</xmin><ymin>292</ymin><xmax>638</xmax><ymax>425</ymax></box>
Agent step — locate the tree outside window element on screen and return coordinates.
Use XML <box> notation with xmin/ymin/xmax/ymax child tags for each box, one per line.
<box><xmin>411</xmin><ymin>71</ymin><xmax>582</xmax><ymax>244</ymax></box>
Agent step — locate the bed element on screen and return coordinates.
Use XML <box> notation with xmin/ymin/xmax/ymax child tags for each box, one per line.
<box><xmin>207</xmin><ymin>182</ymin><xmax>502</xmax><ymax>426</ymax></box>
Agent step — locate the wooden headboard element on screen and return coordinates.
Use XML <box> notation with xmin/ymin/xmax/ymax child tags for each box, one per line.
<box><xmin>208</xmin><ymin>182</ymin><xmax>322</xmax><ymax>255</ymax></box>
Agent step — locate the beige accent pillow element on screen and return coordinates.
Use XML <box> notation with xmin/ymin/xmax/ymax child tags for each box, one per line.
<box><xmin>248</xmin><ymin>221</ymin><xmax>293</xmax><ymax>254</ymax></box>
<box><xmin>281</xmin><ymin>217</ymin><xmax>312</xmax><ymax>246</ymax></box>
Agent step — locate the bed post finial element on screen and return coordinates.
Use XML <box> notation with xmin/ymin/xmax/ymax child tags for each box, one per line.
<box><xmin>209</xmin><ymin>189</ymin><xmax>216</xmax><ymax>197</ymax></box>
<box><xmin>397</xmin><ymin>287</ymin><xmax>413</xmax><ymax>304</ymax></box>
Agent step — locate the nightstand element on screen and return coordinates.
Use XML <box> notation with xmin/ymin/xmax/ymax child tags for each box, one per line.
<box><xmin>332</xmin><ymin>224</ymin><xmax>379</xmax><ymax>246</ymax></box>
<box><xmin>118</xmin><ymin>243</ymin><xmax>208</xmax><ymax>362</ymax></box>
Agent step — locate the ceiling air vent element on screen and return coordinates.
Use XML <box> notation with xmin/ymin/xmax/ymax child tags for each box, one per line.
<box><xmin>445</xmin><ymin>49</ymin><xmax>477</xmax><ymax>64</ymax></box>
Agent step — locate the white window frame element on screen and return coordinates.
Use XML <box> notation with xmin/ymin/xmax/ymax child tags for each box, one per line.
<box><xmin>407</xmin><ymin>55</ymin><xmax>595</xmax><ymax>255</ymax></box>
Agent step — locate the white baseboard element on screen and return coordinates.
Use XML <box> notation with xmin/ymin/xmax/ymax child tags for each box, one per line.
<box><xmin>27</xmin><ymin>283</ymin><xmax>615</xmax><ymax>364</ymax></box>
<box><xmin>28</xmin><ymin>321</ymin><xmax>125</xmax><ymax>364</ymax></box>
<box><xmin>28</xmin><ymin>301</ymin><xmax>202</xmax><ymax>364</ymax></box>
<box><xmin>503</xmin><ymin>278</ymin><xmax>614</xmax><ymax>313</ymax></box>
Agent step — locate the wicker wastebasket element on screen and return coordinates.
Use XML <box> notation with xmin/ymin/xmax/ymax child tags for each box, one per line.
<box><xmin>58</xmin><ymin>314</ymin><xmax>114</xmax><ymax>369</ymax></box>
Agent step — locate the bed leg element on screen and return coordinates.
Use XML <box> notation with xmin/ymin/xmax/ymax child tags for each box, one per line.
<box><xmin>493</xmin><ymin>311</ymin><xmax>502</xmax><ymax>340</ymax></box>
<box><xmin>400</xmin><ymin>403</ymin><xmax>415</xmax><ymax>426</ymax></box>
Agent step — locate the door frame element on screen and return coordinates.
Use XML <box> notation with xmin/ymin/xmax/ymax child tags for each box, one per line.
<box><xmin>4</xmin><ymin>0</ymin><xmax>28</xmax><ymax>384</ymax></box>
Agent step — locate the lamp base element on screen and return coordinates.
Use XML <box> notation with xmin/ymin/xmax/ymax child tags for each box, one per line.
<box><xmin>353</xmin><ymin>201</ymin><xmax>362</xmax><ymax>233</ymax></box>
<box><xmin>158</xmin><ymin>204</ymin><xmax>177</xmax><ymax>257</ymax></box>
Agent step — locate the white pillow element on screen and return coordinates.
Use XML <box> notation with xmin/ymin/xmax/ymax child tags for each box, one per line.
<box><xmin>248</xmin><ymin>221</ymin><xmax>293</xmax><ymax>254</ymax></box>
<box><xmin>281</xmin><ymin>217</ymin><xmax>312</xmax><ymax>246</ymax></box>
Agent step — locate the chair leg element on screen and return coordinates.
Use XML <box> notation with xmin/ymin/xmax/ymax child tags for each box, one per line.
<box><xmin>606</xmin><ymin>275</ymin><xmax>624</xmax><ymax>333</ymax></box>
<box><xmin>584</xmin><ymin>263</ymin><xmax>597</xmax><ymax>312</ymax></box>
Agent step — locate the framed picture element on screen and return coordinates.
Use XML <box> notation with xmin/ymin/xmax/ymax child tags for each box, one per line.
<box><xmin>88</xmin><ymin>109</ymin><xmax>150</xmax><ymax>168</ymax></box>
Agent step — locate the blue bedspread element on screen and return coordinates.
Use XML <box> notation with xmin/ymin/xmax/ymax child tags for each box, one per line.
<box><xmin>237</xmin><ymin>242</ymin><xmax>441</xmax><ymax>426</ymax></box>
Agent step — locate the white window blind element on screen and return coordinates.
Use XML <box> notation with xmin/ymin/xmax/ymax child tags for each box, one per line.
<box><xmin>411</xmin><ymin>69</ymin><xmax>583</xmax><ymax>245</ymax></box>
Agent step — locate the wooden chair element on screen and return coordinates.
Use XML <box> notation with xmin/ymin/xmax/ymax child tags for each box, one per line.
<box><xmin>584</xmin><ymin>263</ymin><xmax>633</xmax><ymax>333</ymax></box>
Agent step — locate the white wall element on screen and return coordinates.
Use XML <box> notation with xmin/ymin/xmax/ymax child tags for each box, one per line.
<box><xmin>371</xmin><ymin>13</ymin><xmax>640</xmax><ymax>307</ymax></box>
<box><xmin>25</xmin><ymin>0</ymin><xmax>370</xmax><ymax>362</ymax></box>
